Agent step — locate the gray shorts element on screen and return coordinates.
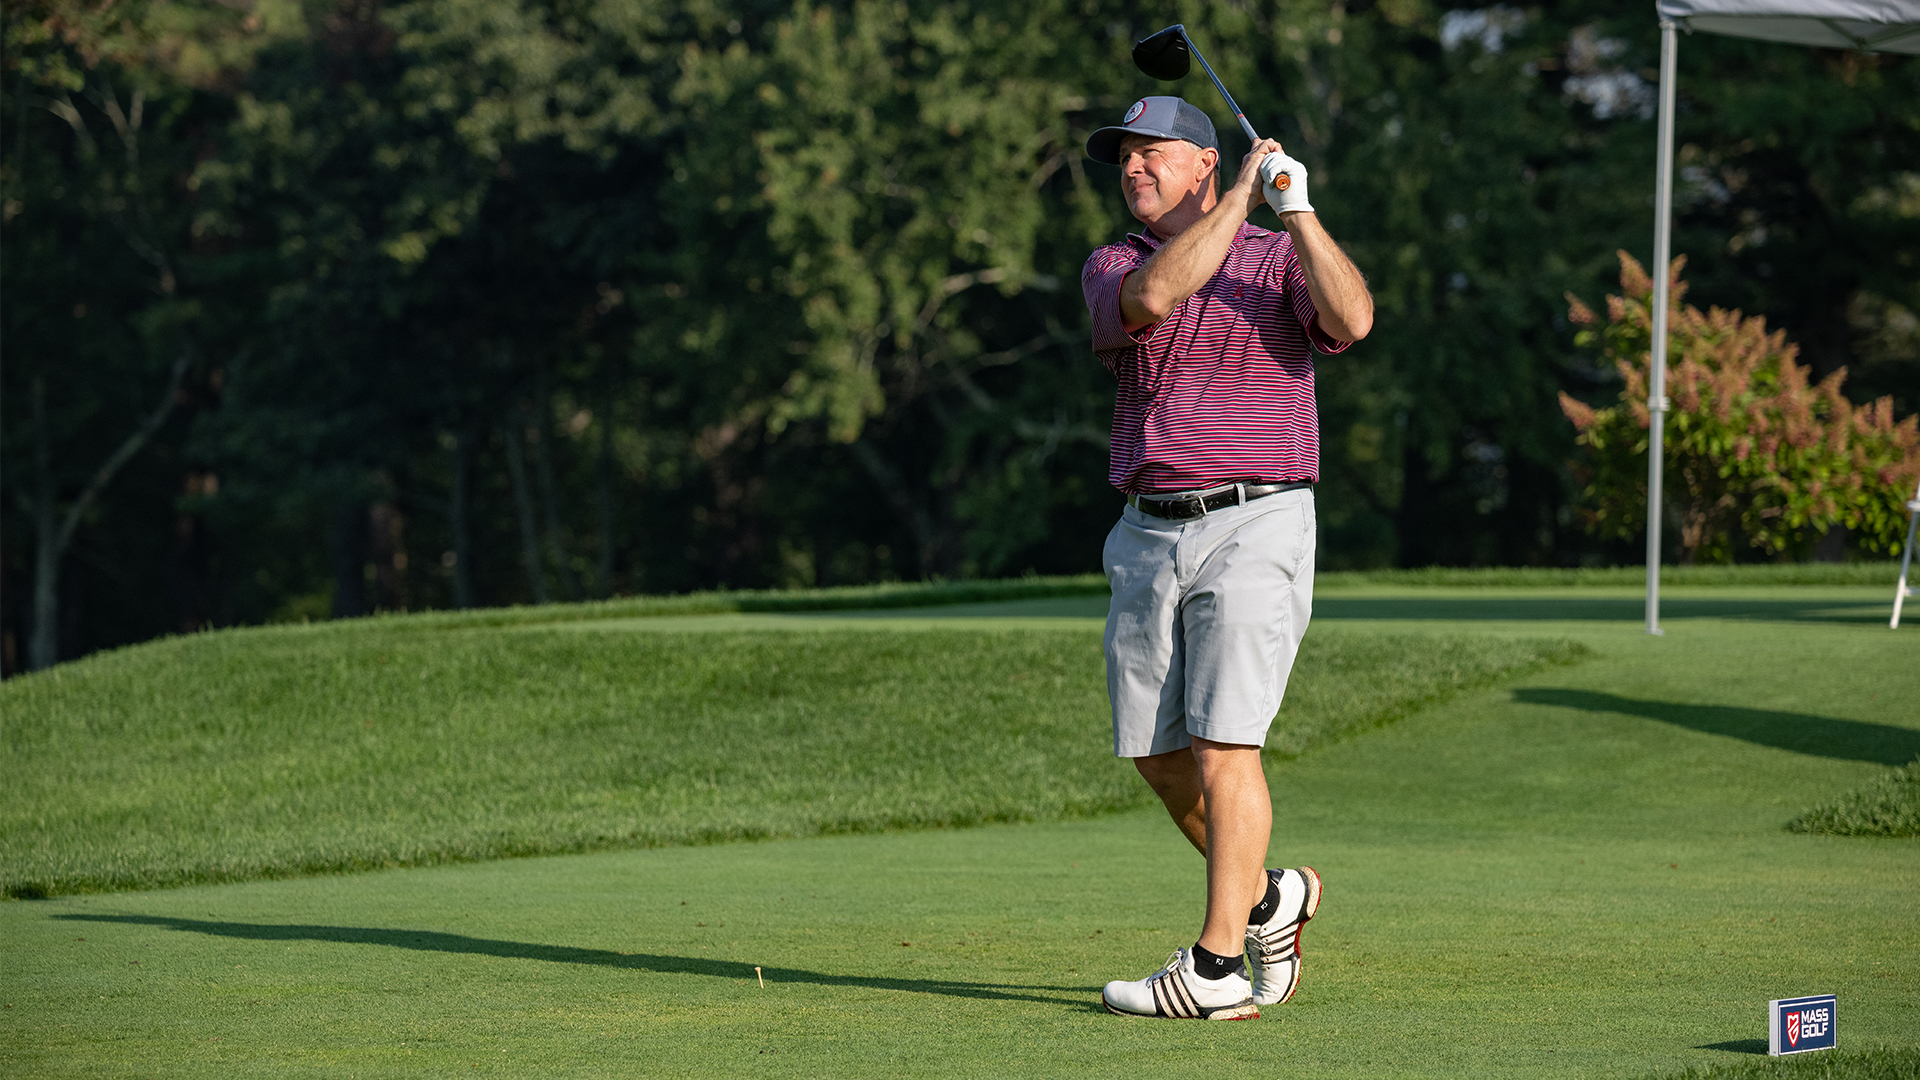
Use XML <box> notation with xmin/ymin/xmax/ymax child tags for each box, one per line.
<box><xmin>1102</xmin><ymin>487</ymin><xmax>1316</xmax><ymax>757</ymax></box>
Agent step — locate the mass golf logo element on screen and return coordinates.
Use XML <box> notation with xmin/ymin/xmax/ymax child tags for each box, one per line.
<box><xmin>1768</xmin><ymin>994</ymin><xmax>1836</xmax><ymax>1056</ymax></box>
<box><xmin>1124</xmin><ymin>100</ymin><xmax>1146</xmax><ymax>124</ymax></box>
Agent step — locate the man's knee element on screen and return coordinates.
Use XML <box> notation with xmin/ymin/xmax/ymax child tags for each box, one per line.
<box><xmin>1190</xmin><ymin>737</ymin><xmax>1265</xmax><ymax>784</ymax></box>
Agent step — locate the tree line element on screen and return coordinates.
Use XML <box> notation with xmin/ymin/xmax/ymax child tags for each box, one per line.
<box><xmin>5</xmin><ymin>0</ymin><xmax>1917</xmax><ymax>672</ymax></box>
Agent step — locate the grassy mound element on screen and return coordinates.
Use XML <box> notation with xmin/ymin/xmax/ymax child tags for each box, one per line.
<box><xmin>388</xmin><ymin>573</ymin><xmax>1111</xmax><ymax>629</ymax></box>
<box><xmin>1653</xmin><ymin>1046</ymin><xmax>1920</xmax><ymax>1080</ymax></box>
<box><xmin>0</xmin><ymin>613</ymin><xmax>1583</xmax><ymax>897</ymax></box>
<box><xmin>253</xmin><ymin>562</ymin><xmax>1902</xmax><ymax>634</ymax></box>
<box><xmin>1789</xmin><ymin>754</ymin><xmax>1920</xmax><ymax>837</ymax></box>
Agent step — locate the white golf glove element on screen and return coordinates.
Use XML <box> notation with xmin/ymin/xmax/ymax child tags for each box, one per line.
<box><xmin>1259</xmin><ymin>152</ymin><xmax>1313</xmax><ymax>216</ymax></box>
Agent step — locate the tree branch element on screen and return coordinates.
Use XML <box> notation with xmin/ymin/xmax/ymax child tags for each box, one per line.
<box><xmin>53</xmin><ymin>350</ymin><xmax>192</xmax><ymax>556</ymax></box>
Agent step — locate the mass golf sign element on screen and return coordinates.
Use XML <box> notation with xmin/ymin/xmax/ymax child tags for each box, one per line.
<box><xmin>1768</xmin><ymin>994</ymin><xmax>1836</xmax><ymax>1056</ymax></box>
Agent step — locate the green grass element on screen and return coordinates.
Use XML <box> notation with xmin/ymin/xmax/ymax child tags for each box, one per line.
<box><xmin>1657</xmin><ymin>1046</ymin><xmax>1920</xmax><ymax>1079</ymax></box>
<box><xmin>2</xmin><ymin>584</ymin><xmax>1915</xmax><ymax>1078</ymax></box>
<box><xmin>0</xmin><ymin>617</ymin><xmax>1583</xmax><ymax>897</ymax></box>
<box><xmin>237</xmin><ymin>561</ymin><xmax>1902</xmax><ymax>635</ymax></box>
<box><xmin>1790</xmin><ymin>755</ymin><xmax>1920</xmax><ymax>837</ymax></box>
<box><xmin>1315</xmin><ymin>562</ymin><xmax>1904</xmax><ymax>589</ymax></box>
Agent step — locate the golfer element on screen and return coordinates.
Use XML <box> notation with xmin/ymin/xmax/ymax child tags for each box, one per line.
<box><xmin>1082</xmin><ymin>96</ymin><xmax>1373</xmax><ymax>1020</ymax></box>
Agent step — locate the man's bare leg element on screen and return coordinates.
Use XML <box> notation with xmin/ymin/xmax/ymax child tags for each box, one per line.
<box><xmin>1133</xmin><ymin>740</ymin><xmax>1272</xmax><ymax>956</ymax></box>
<box><xmin>1190</xmin><ymin>738</ymin><xmax>1272</xmax><ymax>956</ymax></box>
<box><xmin>1133</xmin><ymin>749</ymin><xmax>1207</xmax><ymax>854</ymax></box>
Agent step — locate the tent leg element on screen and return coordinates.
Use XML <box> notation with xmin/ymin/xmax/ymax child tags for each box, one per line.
<box><xmin>1646</xmin><ymin>19</ymin><xmax>1678</xmax><ymax>637</ymax></box>
<box><xmin>1893</xmin><ymin>480</ymin><xmax>1920</xmax><ymax>630</ymax></box>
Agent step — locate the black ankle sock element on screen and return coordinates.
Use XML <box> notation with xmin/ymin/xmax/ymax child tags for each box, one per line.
<box><xmin>1189</xmin><ymin>942</ymin><xmax>1247</xmax><ymax>982</ymax></box>
<box><xmin>1247</xmin><ymin>871</ymin><xmax>1282</xmax><ymax>925</ymax></box>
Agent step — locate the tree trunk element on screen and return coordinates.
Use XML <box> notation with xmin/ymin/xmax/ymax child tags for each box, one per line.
<box><xmin>595</xmin><ymin>368</ymin><xmax>615</xmax><ymax>599</ymax></box>
<box><xmin>369</xmin><ymin>502</ymin><xmax>405</xmax><ymax>612</ymax></box>
<box><xmin>848</xmin><ymin>438</ymin><xmax>939</xmax><ymax>579</ymax></box>
<box><xmin>330</xmin><ymin>501</ymin><xmax>368</xmax><ymax>619</ymax></box>
<box><xmin>27</xmin><ymin>352</ymin><xmax>190</xmax><ymax>669</ymax></box>
<box><xmin>30</xmin><ymin>379</ymin><xmax>60</xmax><ymax>670</ymax></box>
<box><xmin>531</xmin><ymin>377</ymin><xmax>581</xmax><ymax>601</ymax></box>
<box><xmin>450</xmin><ymin>430</ymin><xmax>475</xmax><ymax>609</ymax></box>
<box><xmin>1394</xmin><ymin>438</ymin><xmax>1436</xmax><ymax>568</ymax></box>
<box><xmin>169</xmin><ymin>477</ymin><xmax>217</xmax><ymax>634</ymax></box>
<box><xmin>503</xmin><ymin>413</ymin><xmax>551</xmax><ymax>605</ymax></box>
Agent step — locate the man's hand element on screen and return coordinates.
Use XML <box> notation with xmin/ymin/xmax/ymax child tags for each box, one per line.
<box><xmin>1246</xmin><ymin>144</ymin><xmax>1368</xmax><ymax>342</ymax></box>
<box><xmin>1259</xmin><ymin>152</ymin><xmax>1313</xmax><ymax>216</ymax></box>
<box><xmin>1232</xmin><ymin>138</ymin><xmax>1284</xmax><ymax>215</ymax></box>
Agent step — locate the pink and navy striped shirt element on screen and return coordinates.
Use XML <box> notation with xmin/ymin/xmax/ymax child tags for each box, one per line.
<box><xmin>1083</xmin><ymin>222</ymin><xmax>1349</xmax><ymax>495</ymax></box>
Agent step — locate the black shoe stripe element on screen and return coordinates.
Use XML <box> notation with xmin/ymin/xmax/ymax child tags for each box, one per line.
<box><xmin>1149</xmin><ymin>973</ymin><xmax>1178</xmax><ymax>1017</ymax></box>
<box><xmin>1167</xmin><ymin>972</ymin><xmax>1199</xmax><ymax>1017</ymax></box>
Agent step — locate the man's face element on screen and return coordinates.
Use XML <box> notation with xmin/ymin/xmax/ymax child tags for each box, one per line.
<box><xmin>1118</xmin><ymin>135</ymin><xmax>1216</xmax><ymax>225</ymax></box>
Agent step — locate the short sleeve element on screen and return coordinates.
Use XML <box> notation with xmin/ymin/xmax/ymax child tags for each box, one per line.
<box><xmin>1083</xmin><ymin>244</ymin><xmax>1149</xmax><ymax>354</ymax></box>
<box><xmin>1281</xmin><ymin>243</ymin><xmax>1353</xmax><ymax>356</ymax></box>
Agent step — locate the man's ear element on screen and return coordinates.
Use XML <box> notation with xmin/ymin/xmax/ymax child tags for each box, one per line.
<box><xmin>1198</xmin><ymin>147</ymin><xmax>1220</xmax><ymax>193</ymax></box>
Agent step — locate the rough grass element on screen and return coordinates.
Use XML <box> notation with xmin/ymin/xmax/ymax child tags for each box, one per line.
<box><xmin>1789</xmin><ymin>755</ymin><xmax>1920</xmax><ymax>837</ymax></box>
<box><xmin>1653</xmin><ymin>1046</ymin><xmax>1920</xmax><ymax>1079</ymax></box>
<box><xmin>0</xmin><ymin>618</ymin><xmax>1585</xmax><ymax>898</ymax></box>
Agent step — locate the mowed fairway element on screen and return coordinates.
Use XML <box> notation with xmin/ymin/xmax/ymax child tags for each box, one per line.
<box><xmin>3</xmin><ymin>582</ymin><xmax>1917</xmax><ymax>1078</ymax></box>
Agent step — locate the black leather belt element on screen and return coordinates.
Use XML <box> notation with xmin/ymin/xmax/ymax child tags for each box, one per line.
<box><xmin>1126</xmin><ymin>480</ymin><xmax>1312</xmax><ymax>521</ymax></box>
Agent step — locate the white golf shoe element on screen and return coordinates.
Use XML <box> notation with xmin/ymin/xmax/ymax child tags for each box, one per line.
<box><xmin>1245</xmin><ymin>866</ymin><xmax>1322</xmax><ymax>1005</ymax></box>
<box><xmin>1101</xmin><ymin>947</ymin><xmax>1259</xmax><ymax>1020</ymax></box>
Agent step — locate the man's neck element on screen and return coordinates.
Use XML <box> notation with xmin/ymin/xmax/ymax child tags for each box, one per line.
<box><xmin>1142</xmin><ymin>192</ymin><xmax>1224</xmax><ymax>241</ymax></box>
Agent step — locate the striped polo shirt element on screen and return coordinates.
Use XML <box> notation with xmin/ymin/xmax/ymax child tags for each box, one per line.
<box><xmin>1083</xmin><ymin>222</ymin><xmax>1349</xmax><ymax>495</ymax></box>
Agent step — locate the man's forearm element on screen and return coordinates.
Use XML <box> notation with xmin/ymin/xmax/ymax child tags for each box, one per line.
<box><xmin>1279</xmin><ymin>211</ymin><xmax>1372</xmax><ymax>342</ymax></box>
<box><xmin>1120</xmin><ymin>202</ymin><xmax>1249</xmax><ymax>331</ymax></box>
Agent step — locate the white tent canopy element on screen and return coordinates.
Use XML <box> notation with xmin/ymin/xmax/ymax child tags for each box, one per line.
<box><xmin>1659</xmin><ymin>0</ymin><xmax>1920</xmax><ymax>52</ymax></box>
<box><xmin>1636</xmin><ymin>0</ymin><xmax>1920</xmax><ymax>635</ymax></box>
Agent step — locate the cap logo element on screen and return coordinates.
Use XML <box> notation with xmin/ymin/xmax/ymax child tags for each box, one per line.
<box><xmin>1123</xmin><ymin>100</ymin><xmax>1146</xmax><ymax>124</ymax></box>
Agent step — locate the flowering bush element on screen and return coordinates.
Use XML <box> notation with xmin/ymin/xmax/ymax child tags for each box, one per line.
<box><xmin>1559</xmin><ymin>252</ymin><xmax>1919</xmax><ymax>564</ymax></box>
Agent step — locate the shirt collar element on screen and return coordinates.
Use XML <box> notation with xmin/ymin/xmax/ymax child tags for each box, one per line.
<box><xmin>1126</xmin><ymin>220</ymin><xmax>1269</xmax><ymax>253</ymax></box>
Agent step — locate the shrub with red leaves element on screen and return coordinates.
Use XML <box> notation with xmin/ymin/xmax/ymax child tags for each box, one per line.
<box><xmin>1559</xmin><ymin>252</ymin><xmax>1920</xmax><ymax>564</ymax></box>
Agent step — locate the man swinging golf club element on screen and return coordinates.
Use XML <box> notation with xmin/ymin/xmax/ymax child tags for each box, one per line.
<box><xmin>1082</xmin><ymin>89</ymin><xmax>1373</xmax><ymax>1020</ymax></box>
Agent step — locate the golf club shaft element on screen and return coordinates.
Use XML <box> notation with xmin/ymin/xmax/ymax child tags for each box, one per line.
<box><xmin>1185</xmin><ymin>36</ymin><xmax>1259</xmax><ymax>143</ymax></box>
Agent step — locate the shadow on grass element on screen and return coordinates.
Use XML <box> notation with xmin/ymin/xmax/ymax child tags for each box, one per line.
<box><xmin>54</xmin><ymin>913</ymin><xmax>1098</xmax><ymax>1009</ymax></box>
<box><xmin>1514</xmin><ymin>689</ymin><xmax>1920</xmax><ymax>766</ymax></box>
<box><xmin>1315</xmin><ymin>596</ymin><xmax>1885</xmax><ymax>626</ymax></box>
<box><xmin>1696</xmin><ymin>1039</ymin><xmax>1769</xmax><ymax>1055</ymax></box>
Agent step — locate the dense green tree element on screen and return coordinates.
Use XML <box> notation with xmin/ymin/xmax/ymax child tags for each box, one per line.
<box><xmin>2</xmin><ymin>0</ymin><xmax>280</xmax><ymax>667</ymax></box>
<box><xmin>5</xmin><ymin>0</ymin><xmax>1917</xmax><ymax>672</ymax></box>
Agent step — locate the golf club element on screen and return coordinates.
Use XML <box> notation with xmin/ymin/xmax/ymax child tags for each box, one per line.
<box><xmin>1132</xmin><ymin>24</ymin><xmax>1259</xmax><ymax>143</ymax></box>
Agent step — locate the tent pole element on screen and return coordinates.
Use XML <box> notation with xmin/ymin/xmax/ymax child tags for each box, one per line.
<box><xmin>1892</xmin><ymin>478</ymin><xmax>1920</xmax><ymax>630</ymax></box>
<box><xmin>1646</xmin><ymin>19</ymin><xmax>1678</xmax><ymax>637</ymax></box>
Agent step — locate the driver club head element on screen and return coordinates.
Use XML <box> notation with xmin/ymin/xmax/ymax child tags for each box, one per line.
<box><xmin>1132</xmin><ymin>25</ymin><xmax>1192</xmax><ymax>81</ymax></box>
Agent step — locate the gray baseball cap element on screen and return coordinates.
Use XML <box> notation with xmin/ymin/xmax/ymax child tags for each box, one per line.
<box><xmin>1085</xmin><ymin>96</ymin><xmax>1219</xmax><ymax>165</ymax></box>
